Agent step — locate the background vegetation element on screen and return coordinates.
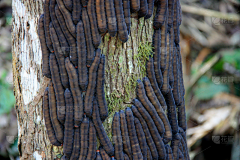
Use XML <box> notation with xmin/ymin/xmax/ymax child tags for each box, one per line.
<box><xmin>0</xmin><ymin>0</ymin><xmax>18</xmax><ymax>160</ymax></box>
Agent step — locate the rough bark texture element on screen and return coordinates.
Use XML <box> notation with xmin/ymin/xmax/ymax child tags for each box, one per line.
<box><xmin>101</xmin><ymin>14</ymin><xmax>154</xmax><ymax>136</ymax></box>
<box><xmin>12</xmin><ymin>0</ymin><xmax>153</xmax><ymax>159</ymax></box>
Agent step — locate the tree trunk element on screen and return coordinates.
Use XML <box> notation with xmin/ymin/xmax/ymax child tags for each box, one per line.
<box><xmin>12</xmin><ymin>0</ymin><xmax>154</xmax><ymax>159</ymax></box>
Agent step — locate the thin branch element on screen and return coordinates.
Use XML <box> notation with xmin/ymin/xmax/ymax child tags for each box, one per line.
<box><xmin>185</xmin><ymin>54</ymin><xmax>221</xmax><ymax>101</ymax></box>
<box><xmin>181</xmin><ymin>4</ymin><xmax>240</xmax><ymax>21</ymax></box>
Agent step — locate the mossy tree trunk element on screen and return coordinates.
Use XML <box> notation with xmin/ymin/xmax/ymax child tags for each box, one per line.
<box><xmin>12</xmin><ymin>0</ymin><xmax>153</xmax><ymax>159</ymax></box>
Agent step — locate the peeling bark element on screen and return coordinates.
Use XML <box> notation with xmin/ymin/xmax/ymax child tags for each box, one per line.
<box><xmin>12</xmin><ymin>0</ymin><xmax>153</xmax><ymax>159</ymax></box>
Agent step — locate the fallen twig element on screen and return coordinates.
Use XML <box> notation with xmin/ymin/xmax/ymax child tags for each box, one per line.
<box><xmin>185</xmin><ymin>54</ymin><xmax>221</xmax><ymax>102</ymax></box>
<box><xmin>181</xmin><ymin>4</ymin><xmax>240</xmax><ymax>21</ymax></box>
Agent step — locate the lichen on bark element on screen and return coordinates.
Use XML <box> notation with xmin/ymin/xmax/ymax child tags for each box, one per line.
<box><xmin>101</xmin><ymin>15</ymin><xmax>154</xmax><ymax>138</ymax></box>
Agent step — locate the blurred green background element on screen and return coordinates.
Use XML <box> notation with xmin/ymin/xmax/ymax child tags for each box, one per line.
<box><xmin>0</xmin><ymin>0</ymin><xmax>240</xmax><ymax>159</ymax></box>
<box><xmin>0</xmin><ymin>0</ymin><xmax>18</xmax><ymax>160</ymax></box>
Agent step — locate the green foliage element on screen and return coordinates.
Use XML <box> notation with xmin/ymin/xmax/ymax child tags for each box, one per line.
<box><xmin>194</xmin><ymin>76</ymin><xmax>229</xmax><ymax>100</ymax></box>
<box><xmin>213</xmin><ymin>49</ymin><xmax>240</xmax><ymax>71</ymax></box>
<box><xmin>0</xmin><ymin>71</ymin><xmax>15</xmax><ymax>115</ymax></box>
<box><xmin>7</xmin><ymin>137</ymin><xmax>19</xmax><ymax>157</ymax></box>
<box><xmin>190</xmin><ymin>49</ymin><xmax>240</xmax><ymax>101</ymax></box>
<box><xmin>5</xmin><ymin>13</ymin><xmax>12</xmax><ymax>26</ymax></box>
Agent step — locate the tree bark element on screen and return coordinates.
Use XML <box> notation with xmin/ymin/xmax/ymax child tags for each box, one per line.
<box><xmin>12</xmin><ymin>0</ymin><xmax>153</xmax><ymax>159</ymax></box>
